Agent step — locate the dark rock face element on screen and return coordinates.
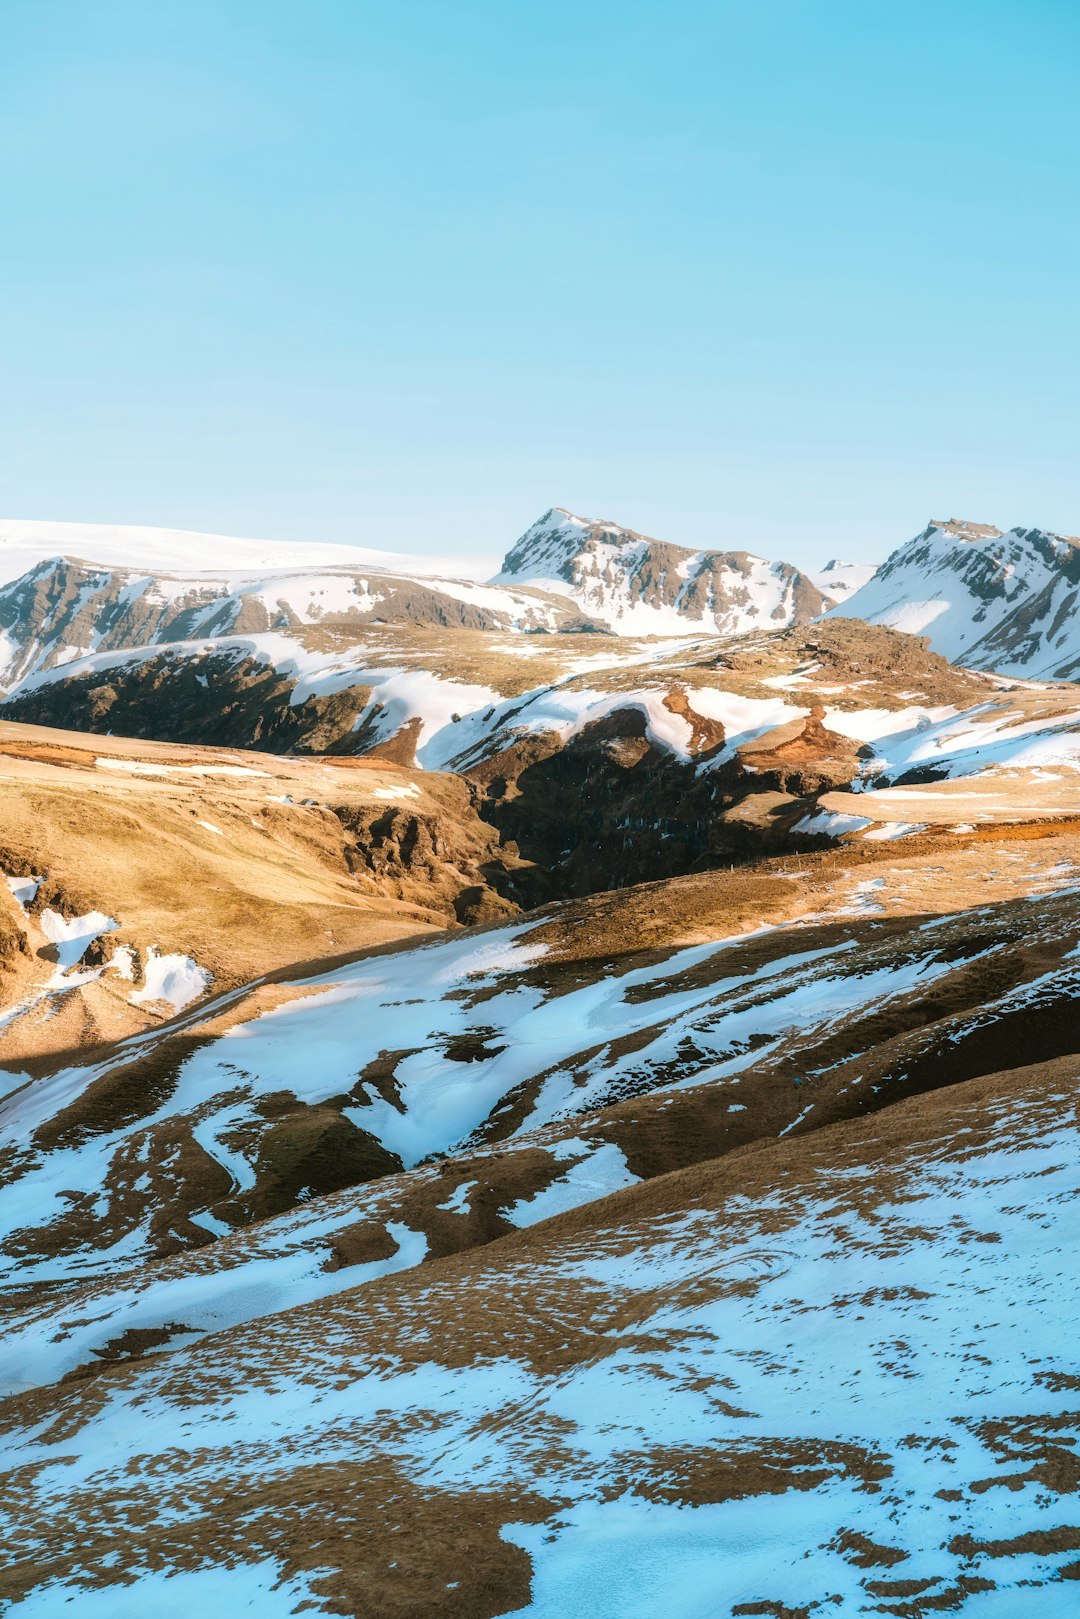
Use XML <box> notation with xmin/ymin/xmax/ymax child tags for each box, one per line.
<box><xmin>2</xmin><ymin>648</ymin><xmax>374</xmax><ymax>753</ymax></box>
<box><xmin>465</xmin><ymin>710</ymin><xmax>824</xmax><ymax>904</ymax></box>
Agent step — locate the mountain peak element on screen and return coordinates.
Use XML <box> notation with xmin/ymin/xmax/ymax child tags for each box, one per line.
<box><xmin>493</xmin><ymin>508</ymin><xmax>830</xmax><ymax>635</ymax></box>
<box><xmin>927</xmin><ymin>517</ymin><xmax>1004</xmax><ymax>542</ymax></box>
<box><xmin>830</xmin><ymin>517</ymin><xmax>1080</xmax><ymax>677</ymax></box>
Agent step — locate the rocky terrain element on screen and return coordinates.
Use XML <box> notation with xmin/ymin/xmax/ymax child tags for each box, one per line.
<box><xmin>2</xmin><ymin>510</ymin><xmax>1080</xmax><ymax>1615</ymax></box>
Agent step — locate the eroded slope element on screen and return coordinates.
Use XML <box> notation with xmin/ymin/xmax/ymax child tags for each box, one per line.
<box><xmin>0</xmin><ymin>721</ymin><xmax>521</xmax><ymax>1059</ymax></box>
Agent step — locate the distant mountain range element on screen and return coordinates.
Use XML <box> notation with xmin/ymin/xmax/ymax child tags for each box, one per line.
<box><xmin>0</xmin><ymin>507</ymin><xmax>867</xmax><ymax>688</ymax></box>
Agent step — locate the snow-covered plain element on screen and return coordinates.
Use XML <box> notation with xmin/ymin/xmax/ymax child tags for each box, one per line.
<box><xmin>0</xmin><ymin>517</ymin><xmax>492</xmax><ymax>585</ymax></box>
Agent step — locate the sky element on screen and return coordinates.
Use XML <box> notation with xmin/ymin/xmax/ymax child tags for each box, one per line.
<box><xmin>0</xmin><ymin>0</ymin><xmax>1078</xmax><ymax>570</ymax></box>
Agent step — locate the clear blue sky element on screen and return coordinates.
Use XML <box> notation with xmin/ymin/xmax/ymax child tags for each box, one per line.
<box><xmin>1</xmin><ymin>0</ymin><xmax>1078</xmax><ymax>568</ymax></box>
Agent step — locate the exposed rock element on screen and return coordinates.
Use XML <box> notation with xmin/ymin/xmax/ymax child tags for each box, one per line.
<box><xmin>494</xmin><ymin>506</ymin><xmax>832</xmax><ymax>632</ymax></box>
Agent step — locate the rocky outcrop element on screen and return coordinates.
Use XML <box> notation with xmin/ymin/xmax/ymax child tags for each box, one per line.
<box><xmin>466</xmin><ymin>703</ymin><xmax>827</xmax><ymax>902</ymax></box>
<box><xmin>1</xmin><ymin>647</ymin><xmax>374</xmax><ymax>752</ymax></box>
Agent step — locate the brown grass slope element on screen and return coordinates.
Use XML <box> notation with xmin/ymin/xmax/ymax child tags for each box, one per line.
<box><xmin>0</xmin><ymin>720</ymin><xmax>522</xmax><ymax>1059</ymax></box>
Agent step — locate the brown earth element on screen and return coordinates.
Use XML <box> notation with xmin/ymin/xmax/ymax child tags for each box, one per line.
<box><xmin>0</xmin><ymin>720</ymin><xmax>524</xmax><ymax>1058</ymax></box>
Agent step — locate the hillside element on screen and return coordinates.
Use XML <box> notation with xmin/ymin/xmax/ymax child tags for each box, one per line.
<box><xmin>0</xmin><ymin>720</ymin><xmax>520</xmax><ymax>1059</ymax></box>
<box><xmin>0</xmin><ymin>557</ymin><xmax>580</xmax><ymax>692</ymax></box>
<box><xmin>6</xmin><ymin>617</ymin><xmax>1080</xmax><ymax>902</ymax></box>
<box><xmin>1</xmin><ymin>824</ymin><xmax>1080</xmax><ymax>1613</ymax></box>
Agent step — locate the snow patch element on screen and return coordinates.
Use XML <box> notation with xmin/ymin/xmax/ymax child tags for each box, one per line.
<box><xmin>39</xmin><ymin>908</ymin><xmax>117</xmax><ymax>971</ymax></box>
<box><xmin>130</xmin><ymin>949</ymin><xmax>211</xmax><ymax>1011</ymax></box>
<box><xmin>4</xmin><ymin>874</ymin><xmax>41</xmax><ymax>909</ymax></box>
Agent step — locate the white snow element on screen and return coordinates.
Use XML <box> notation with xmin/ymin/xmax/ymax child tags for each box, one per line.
<box><xmin>95</xmin><ymin>758</ymin><xmax>270</xmax><ymax>778</ymax></box>
<box><xmin>370</xmin><ymin>783</ymin><xmax>421</xmax><ymax>800</ymax></box>
<box><xmin>862</xmin><ymin>820</ymin><xmax>927</xmax><ymax>840</ymax></box>
<box><xmin>792</xmin><ymin>808</ymin><xmax>872</xmax><ymax>838</ymax></box>
<box><xmin>129</xmin><ymin>948</ymin><xmax>211</xmax><ymax>1011</ymax></box>
<box><xmin>4</xmin><ymin>873</ymin><xmax>41</xmax><ymax>909</ymax></box>
<box><xmin>2</xmin><ymin>1561</ymin><xmax>336</xmax><ymax>1616</ymax></box>
<box><xmin>810</xmin><ymin>559</ymin><xmax>877</xmax><ymax>602</ymax></box>
<box><xmin>504</xmin><ymin>1141</ymin><xmax>638</xmax><ymax>1227</ymax></box>
<box><xmin>437</xmin><ymin>1181</ymin><xmax>476</xmax><ymax>1214</ymax></box>
<box><xmin>108</xmin><ymin>945</ymin><xmax>136</xmax><ymax>980</ymax></box>
<box><xmin>39</xmin><ymin>907</ymin><xmax>117</xmax><ymax>971</ymax></box>
<box><xmin>0</xmin><ymin>516</ymin><xmax>492</xmax><ymax>585</ymax></box>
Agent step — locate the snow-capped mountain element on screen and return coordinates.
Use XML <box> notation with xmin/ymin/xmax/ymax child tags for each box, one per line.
<box><xmin>0</xmin><ymin>556</ymin><xmax>578</xmax><ymax>690</ymax></box>
<box><xmin>829</xmin><ymin>516</ymin><xmax>1080</xmax><ymax>679</ymax></box>
<box><xmin>493</xmin><ymin>507</ymin><xmax>834</xmax><ymax>633</ymax></box>
<box><xmin>0</xmin><ymin>510</ymin><xmax>870</xmax><ymax>681</ymax></box>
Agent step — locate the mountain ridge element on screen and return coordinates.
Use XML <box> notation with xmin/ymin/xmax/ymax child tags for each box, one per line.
<box><xmin>492</xmin><ymin>505</ymin><xmax>838</xmax><ymax>633</ymax></box>
<box><xmin>831</xmin><ymin>515</ymin><xmax>1080</xmax><ymax>678</ymax></box>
